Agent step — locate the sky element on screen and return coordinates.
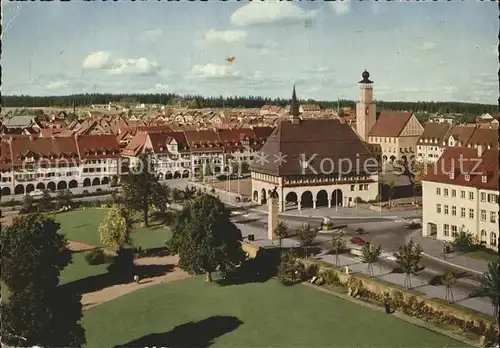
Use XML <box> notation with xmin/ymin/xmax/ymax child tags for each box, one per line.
<box><xmin>1</xmin><ymin>0</ymin><xmax>498</xmax><ymax>104</ymax></box>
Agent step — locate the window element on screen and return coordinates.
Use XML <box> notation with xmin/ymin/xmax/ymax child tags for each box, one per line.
<box><xmin>490</xmin><ymin>211</ymin><xmax>497</xmax><ymax>223</ymax></box>
<box><xmin>461</xmin><ymin>207</ymin><xmax>466</xmax><ymax>218</ymax></box>
<box><xmin>481</xmin><ymin>210</ymin><xmax>487</xmax><ymax>222</ymax></box>
<box><xmin>436</xmin><ymin>187</ymin><xmax>441</xmax><ymax>195</ymax></box>
<box><xmin>469</xmin><ymin>192</ymin><xmax>474</xmax><ymax>200</ymax></box>
<box><xmin>482</xmin><ymin>175</ymin><xmax>487</xmax><ymax>183</ymax></box>
<box><xmin>364</xmin><ymin>184</ymin><xmax>369</xmax><ymax>190</ymax></box>
<box><xmin>436</xmin><ymin>204</ymin><xmax>442</xmax><ymax>213</ymax></box>
<box><xmin>481</xmin><ymin>192</ymin><xmax>486</xmax><ymax>202</ymax></box>
<box><xmin>444</xmin><ymin>188</ymin><xmax>449</xmax><ymax>197</ymax></box>
<box><xmin>358</xmin><ymin>184</ymin><xmax>363</xmax><ymax>191</ymax></box>
<box><xmin>444</xmin><ymin>205</ymin><xmax>449</xmax><ymax>215</ymax></box>
<box><xmin>469</xmin><ymin>209</ymin><xmax>474</xmax><ymax>219</ymax></box>
<box><xmin>350</xmin><ymin>185</ymin><xmax>355</xmax><ymax>191</ymax></box>
<box><xmin>451</xmin><ymin>225</ymin><xmax>458</xmax><ymax>237</ymax></box>
<box><xmin>452</xmin><ymin>206</ymin><xmax>456</xmax><ymax>216</ymax></box>
<box><xmin>444</xmin><ymin>224</ymin><xmax>450</xmax><ymax>236</ymax></box>
<box><xmin>490</xmin><ymin>232</ymin><xmax>497</xmax><ymax>247</ymax></box>
<box><xmin>465</xmin><ymin>174</ymin><xmax>470</xmax><ymax>181</ymax></box>
<box><xmin>461</xmin><ymin>190</ymin><xmax>465</xmax><ymax>199</ymax></box>
<box><xmin>451</xmin><ymin>189</ymin><xmax>456</xmax><ymax>198</ymax></box>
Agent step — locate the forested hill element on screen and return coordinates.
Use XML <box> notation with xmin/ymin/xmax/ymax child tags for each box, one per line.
<box><xmin>1</xmin><ymin>94</ymin><xmax>497</xmax><ymax>115</ymax></box>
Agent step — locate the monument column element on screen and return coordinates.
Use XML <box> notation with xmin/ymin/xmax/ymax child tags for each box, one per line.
<box><xmin>268</xmin><ymin>187</ymin><xmax>279</xmax><ymax>240</ymax></box>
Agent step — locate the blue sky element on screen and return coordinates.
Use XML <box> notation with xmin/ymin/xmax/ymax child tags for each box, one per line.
<box><xmin>1</xmin><ymin>0</ymin><xmax>497</xmax><ymax>103</ymax></box>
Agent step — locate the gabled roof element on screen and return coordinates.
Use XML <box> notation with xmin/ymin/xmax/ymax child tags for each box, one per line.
<box><xmin>76</xmin><ymin>134</ymin><xmax>121</xmax><ymax>160</ymax></box>
<box><xmin>148</xmin><ymin>132</ymin><xmax>189</xmax><ymax>154</ymax></box>
<box><xmin>444</xmin><ymin>126</ymin><xmax>475</xmax><ymax>146</ymax></box>
<box><xmin>0</xmin><ymin>141</ymin><xmax>12</xmax><ymax>169</ymax></box>
<box><xmin>423</xmin><ymin>147</ymin><xmax>499</xmax><ymax>191</ymax></box>
<box><xmin>250</xmin><ymin>119</ymin><xmax>377</xmax><ymax>176</ymax></box>
<box><xmin>183</xmin><ymin>129</ymin><xmax>223</xmax><ymax>151</ymax></box>
<box><xmin>466</xmin><ymin>128</ymin><xmax>499</xmax><ymax>149</ymax></box>
<box><xmin>9</xmin><ymin>136</ymin><xmax>80</xmax><ymax>165</ymax></box>
<box><xmin>368</xmin><ymin>111</ymin><xmax>413</xmax><ymax>137</ymax></box>
<box><xmin>417</xmin><ymin>123</ymin><xmax>451</xmax><ymax>145</ymax></box>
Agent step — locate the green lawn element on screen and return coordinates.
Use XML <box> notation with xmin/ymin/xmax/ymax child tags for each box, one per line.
<box><xmin>55</xmin><ymin>208</ymin><xmax>172</xmax><ymax>249</ymax></box>
<box><xmin>60</xmin><ymin>251</ymin><xmax>110</xmax><ymax>285</ymax></box>
<box><xmin>82</xmin><ymin>277</ymin><xmax>468</xmax><ymax>348</ymax></box>
<box><xmin>465</xmin><ymin>249</ymin><xmax>498</xmax><ymax>263</ymax></box>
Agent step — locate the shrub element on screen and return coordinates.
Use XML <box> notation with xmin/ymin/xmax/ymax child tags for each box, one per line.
<box><xmin>304</xmin><ymin>263</ymin><xmax>319</xmax><ymax>279</ymax></box>
<box><xmin>319</xmin><ymin>268</ymin><xmax>340</xmax><ymax>286</ymax></box>
<box><xmin>85</xmin><ymin>249</ymin><xmax>106</xmax><ymax>265</ymax></box>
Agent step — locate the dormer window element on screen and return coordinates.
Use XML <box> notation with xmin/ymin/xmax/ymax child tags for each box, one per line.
<box><xmin>465</xmin><ymin>174</ymin><xmax>470</xmax><ymax>181</ymax></box>
<box><xmin>482</xmin><ymin>175</ymin><xmax>487</xmax><ymax>183</ymax></box>
<box><xmin>449</xmin><ymin>172</ymin><xmax>454</xmax><ymax>180</ymax></box>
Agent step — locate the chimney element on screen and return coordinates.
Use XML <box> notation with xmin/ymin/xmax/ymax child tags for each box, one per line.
<box><xmin>477</xmin><ymin>144</ymin><xmax>483</xmax><ymax>157</ymax></box>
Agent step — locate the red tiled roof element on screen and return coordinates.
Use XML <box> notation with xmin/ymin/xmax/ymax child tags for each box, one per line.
<box><xmin>466</xmin><ymin>128</ymin><xmax>499</xmax><ymax>149</ymax></box>
<box><xmin>368</xmin><ymin>111</ymin><xmax>413</xmax><ymax>137</ymax></box>
<box><xmin>122</xmin><ymin>131</ymin><xmax>147</xmax><ymax>157</ymax></box>
<box><xmin>76</xmin><ymin>134</ymin><xmax>121</xmax><ymax>160</ymax></box>
<box><xmin>183</xmin><ymin>129</ymin><xmax>223</xmax><ymax>151</ymax></box>
<box><xmin>417</xmin><ymin>123</ymin><xmax>451</xmax><ymax>145</ymax></box>
<box><xmin>148</xmin><ymin>132</ymin><xmax>189</xmax><ymax>154</ymax></box>
<box><xmin>0</xmin><ymin>141</ymin><xmax>12</xmax><ymax>169</ymax></box>
<box><xmin>10</xmin><ymin>136</ymin><xmax>80</xmax><ymax>166</ymax></box>
<box><xmin>423</xmin><ymin>147</ymin><xmax>499</xmax><ymax>191</ymax></box>
<box><xmin>443</xmin><ymin>126</ymin><xmax>475</xmax><ymax>147</ymax></box>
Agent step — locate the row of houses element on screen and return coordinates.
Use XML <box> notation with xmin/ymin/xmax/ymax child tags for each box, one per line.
<box><xmin>0</xmin><ymin>126</ymin><xmax>273</xmax><ymax>197</ymax></box>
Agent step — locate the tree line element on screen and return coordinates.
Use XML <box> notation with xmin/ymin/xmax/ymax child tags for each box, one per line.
<box><xmin>2</xmin><ymin>94</ymin><xmax>497</xmax><ymax>116</ymax></box>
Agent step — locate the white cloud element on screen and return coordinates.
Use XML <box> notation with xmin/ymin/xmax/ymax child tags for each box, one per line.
<box><xmin>82</xmin><ymin>51</ymin><xmax>115</xmax><ymax>70</ymax></box>
<box><xmin>155</xmin><ymin>83</ymin><xmax>169</xmax><ymax>90</ymax></box>
<box><xmin>246</xmin><ymin>39</ymin><xmax>279</xmax><ymax>50</ymax></box>
<box><xmin>230</xmin><ymin>2</ymin><xmax>312</xmax><ymax>27</ymax></box>
<box><xmin>419</xmin><ymin>41</ymin><xmax>437</xmax><ymax>51</ymax></box>
<box><xmin>46</xmin><ymin>80</ymin><xmax>68</xmax><ymax>89</ymax></box>
<box><xmin>329</xmin><ymin>0</ymin><xmax>350</xmax><ymax>16</ymax></box>
<box><xmin>204</xmin><ymin>29</ymin><xmax>247</xmax><ymax>43</ymax></box>
<box><xmin>82</xmin><ymin>51</ymin><xmax>161</xmax><ymax>76</ymax></box>
<box><xmin>191</xmin><ymin>63</ymin><xmax>241</xmax><ymax>79</ymax></box>
<box><xmin>139</xmin><ymin>29</ymin><xmax>163</xmax><ymax>43</ymax></box>
<box><xmin>109</xmin><ymin>57</ymin><xmax>161</xmax><ymax>76</ymax></box>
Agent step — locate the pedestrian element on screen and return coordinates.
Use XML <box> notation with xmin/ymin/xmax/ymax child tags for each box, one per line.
<box><xmin>133</xmin><ymin>275</ymin><xmax>139</xmax><ymax>284</ymax></box>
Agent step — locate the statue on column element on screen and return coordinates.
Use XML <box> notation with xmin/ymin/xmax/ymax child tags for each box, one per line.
<box><xmin>268</xmin><ymin>186</ymin><xmax>279</xmax><ymax>240</ymax></box>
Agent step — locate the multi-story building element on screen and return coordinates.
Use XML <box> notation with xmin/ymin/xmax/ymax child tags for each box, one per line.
<box><xmin>183</xmin><ymin>130</ymin><xmax>225</xmax><ymax>175</ymax></box>
<box><xmin>122</xmin><ymin>131</ymin><xmax>191</xmax><ymax>180</ymax></box>
<box><xmin>416</xmin><ymin>124</ymin><xmax>498</xmax><ymax>163</ymax></box>
<box><xmin>355</xmin><ymin>70</ymin><xmax>424</xmax><ymax>163</ymax></box>
<box><xmin>422</xmin><ymin>146</ymin><xmax>498</xmax><ymax>251</ymax></box>
<box><xmin>250</xmin><ymin>87</ymin><xmax>379</xmax><ymax>212</ymax></box>
<box><xmin>0</xmin><ymin>134</ymin><xmax>121</xmax><ymax>196</ymax></box>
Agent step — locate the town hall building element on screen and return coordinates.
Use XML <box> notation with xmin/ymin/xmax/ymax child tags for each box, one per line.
<box><xmin>250</xmin><ymin>86</ymin><xmax>380</xmax><ymax>212</ymax></box>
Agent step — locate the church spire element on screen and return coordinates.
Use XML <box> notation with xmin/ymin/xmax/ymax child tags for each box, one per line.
<box><xmin>290</xmin><ymin>85</ymin><xmax>300</xmax><ymax>124</ymax></box>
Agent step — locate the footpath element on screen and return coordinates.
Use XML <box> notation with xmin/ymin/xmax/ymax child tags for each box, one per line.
<box><xmin>409</xmin><ymin>231</ymin><xmax>489</xmax><ymax>275</ymax></box>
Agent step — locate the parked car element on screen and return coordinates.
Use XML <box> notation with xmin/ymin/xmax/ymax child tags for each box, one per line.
<box><xmin>350</xmin><ymin>236</ymin><xmax>366</xmax><ymax>245</ymax></box>
<box><xmin>355</xmin><ymin>228</ymin><xmax>368</xmax><ymax>235</ymax></box>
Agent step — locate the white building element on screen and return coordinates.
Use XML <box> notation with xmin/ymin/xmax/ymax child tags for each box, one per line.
<box><xmin>422</xmin><ymin>146</ymin><xmax>498</xmax><ymax>251</ymax></box>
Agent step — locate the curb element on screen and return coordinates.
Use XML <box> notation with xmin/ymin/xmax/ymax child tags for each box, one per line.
<box><xmin>422</xmin><ymin>252</ymin><xmax>485</xmax><ymax>276</ymax></box>
<box><xmin>246</xmin><ymin>208</ymin><xmax>398</xmax><ymax>220</ymax></box>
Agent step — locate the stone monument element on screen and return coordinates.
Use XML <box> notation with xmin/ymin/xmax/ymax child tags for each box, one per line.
<box><xmin>268</xmin><ymin>187</ymin><xmax>279</xmax><ymax>240</ymax></box>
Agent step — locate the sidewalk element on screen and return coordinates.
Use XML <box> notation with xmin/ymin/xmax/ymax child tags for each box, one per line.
<box><xmin>409</xmin><ymin>231</ymin><xmax>489</xmax><ymax>275</ymax></box>
<box><xmin>250</xmin><ymin>204</ymin><xmax>421</xmax><ymax>221</ymax></box>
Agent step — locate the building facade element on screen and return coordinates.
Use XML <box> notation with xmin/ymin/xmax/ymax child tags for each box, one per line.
<box><xmin>422</xmin><ymin>147</ymin><xmax>498</xmax><ymax>251</ymax></box>
<box><xmin>250</xmin><ymin>87</ymin><xmax>379</xmax><ymax>212</ymax></box>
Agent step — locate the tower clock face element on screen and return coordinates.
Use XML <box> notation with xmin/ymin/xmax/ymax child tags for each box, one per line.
<box><xmin>365</xmin><ymin>107</ymin><xmax>369</xmax><ymax>116</ymax></box>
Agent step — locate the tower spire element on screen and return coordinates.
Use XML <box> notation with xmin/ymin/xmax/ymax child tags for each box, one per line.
<box><xmin>290</xmin><ymin>85</ymin><xmax>300</xmax><ymax>124</ymax></box>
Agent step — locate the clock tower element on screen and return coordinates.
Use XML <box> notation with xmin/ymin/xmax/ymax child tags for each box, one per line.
<box><xmin>356</xmin><ymin>70</ymin><xmax>376</xmax><ymax>142</ymax></box>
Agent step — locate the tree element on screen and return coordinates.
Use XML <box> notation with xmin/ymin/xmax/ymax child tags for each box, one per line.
<box><xmin>37</xmin><ymin>189</ymin><xmax>52</xmax><ymax>212</ymax></box>
<box><xmin>393</xmin><ymin>239</ymin><xmax>423</xmax><ymax>289</ymax></box>
<box><xmin>240</xmin><ymin>161</ymin><xmax>249</xmax><ymax>174</ymax></box>
<box><xmin>442</xmin><ymin>272</ymin><xmax>456</xmax><ymax>303</ymax></box>
<box><xmin>122</xmin><ymin>149</ymin><xmax>164</xmax><ymax>227</ymax></box>
<box><xmin>387</xmin><ymin>181</ymin><xmax>395</xmax><ymax>206</ymax></box>
<box><xmin>296</xmin><ymin>223</ymin><xmax>317</xmax><ymax>257</ymax></box>
<box><xmin>361</xmin><ymin>243</ymin><xmax>382</xmax><ymax>277</ymax></box>
<box><xmin>170</xmin><ymin>187</ymin><xmax>183</xmax><ymax>203</ymax></box>
<box><xmin>452</xmin><ymin>227</ymin><xmax>479</xmax><ymax>252</ymax></box>
<box><xmin>478</xmin><ymin>259</ymin><xmax>499</xmax><ymax>318</ymax></box>
<box><xmin>20</xmin><ymin>194</ymin><xmax>34</xmax><ymax>214</ymax></box>
<box><xmin>274</xmin><ymin>221</ymin><xmax>288</xmax><ymax>249</ymax></box>
<box><xmin>408</xmin><ymin>160</ymin><xmax>425</xmax><ymax>203</ymax></box>
<box><xmin>0</xmin><ymin>213</ymin><xmax>85</xmax><ymax>347</ymax></box>
<box><xmin>277</xmin><ymin>249</ymin><xmax>304</xmax><ymax>285</ymax></box>
<box><xmin>98</xmin><ymin>204</ymin><xmax>133</xmax><ymax>251</ymax></box>
<box><xmin>55</xmin><ymin>189</ymin><xmax>72</xmax><ymax>210</ymax></box>
<box><xmin>168</xmin><ymin>193</ymin><xmax>245</xmax><ymax>282</ymax></box>
<box><xmin>331</xmin><ymin>235</ymin><xmax>346</xmax><ymax>267</ymax></box>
